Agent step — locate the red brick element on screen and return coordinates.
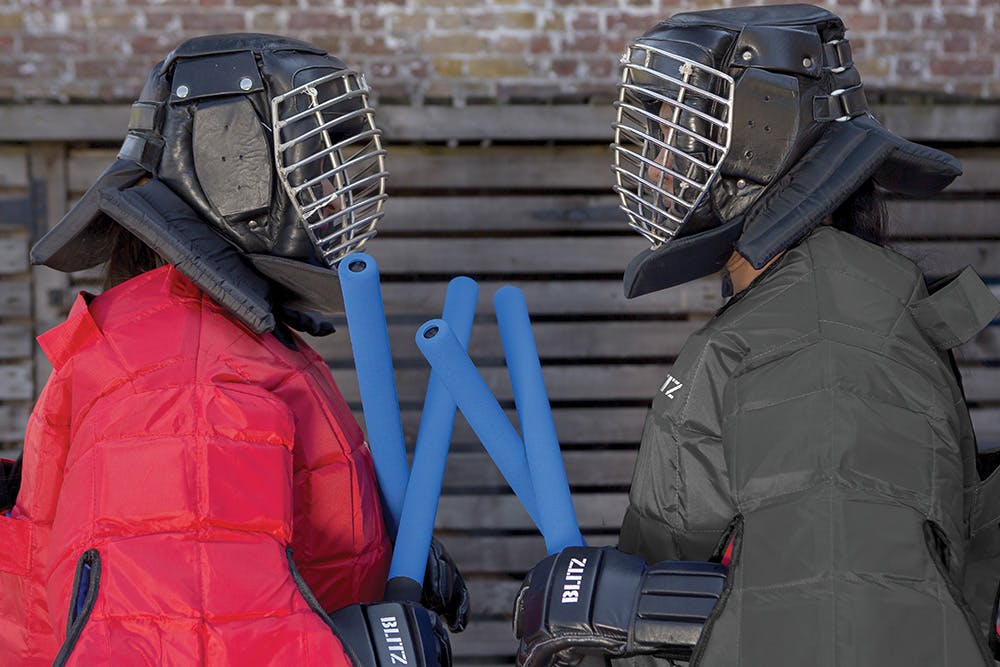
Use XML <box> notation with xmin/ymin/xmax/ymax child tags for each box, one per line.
<box><xmin>21</xmin><ymin>35</ymin><xmax>90</xmax><ymax>55</ymax></box>
<box><xmin>921</xmin><ymin>12</ymin><xmax>981</xmax><ymax>31</ymax></box>
<box><xmin>929</xmin><ymin>56</ymin><xmax>995</xmax><ymax>77</ymax></box>
<box><xmin>179</xmin><ymin>11</ymin><xmax>247</xmax><ymax>31</ymax></box>
<box><xmin>359</xmin><ymin>11</ymin><xmax>386</xmax><ymax>32</ymax></box>
<box><xmin>943</xmin><ymin>34</ymin><xmax>973</xmax><ymax>53</ymax></box>
<box><xmin>562</xmin><ymin>33</ymin><xmax>603</xmax><ymax>53</ymax></box>
<box><xmin>571</xmin><ymin>11</ymin><xmax>601</xmax><ymax>31</ymax></box>
<box><xmin>606</xmin><ymin>11</ymin><xmax>660</xmax><ymax>32</ymax></box>
<box><xmin>886</xmin><ymin>13</ymin><xmax>916</xmax><ymax>31</ymax></box>
<box><xmin>288</xmin><ymin>10</ymin><xmax>353</xmax><ymax>30</ymax></box>
<box><xmin>530</xmin><ymin>35</ymin><xmax>553</xmax><ymax>54</ymax></box>
<box><xmin>494</xmin><ymin>35</ymin><xmax>530</xmax><ymax>54</ymax></box>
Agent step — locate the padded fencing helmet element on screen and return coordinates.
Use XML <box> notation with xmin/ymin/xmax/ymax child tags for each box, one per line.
<box><xmin>614</xmin><ymin>4</ymin><xmax>962</xmax><ymax>297</ymax></box>
<box><xmin>32</xmin><ymin>33</ymin><xmax>388</xmax><ymax>332</ymax></box>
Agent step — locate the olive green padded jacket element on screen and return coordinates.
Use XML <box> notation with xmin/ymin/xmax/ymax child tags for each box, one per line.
<box><xmin>617</xmin><ymin>227</ymin><xmax>1000</xmax><ymax>667</ymax></box>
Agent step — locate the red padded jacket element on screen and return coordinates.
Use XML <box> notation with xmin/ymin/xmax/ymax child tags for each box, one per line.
<box><xmin>0</xmin><ymin>266</ymin><xmax>391</xmax><ymax>665</ymax></box>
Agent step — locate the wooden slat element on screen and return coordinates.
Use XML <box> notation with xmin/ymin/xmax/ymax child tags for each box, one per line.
<box><xmin>313</xmin><ymin>320</ymin><xmax>705</xmax><ymax>363</ymax></box>
<box><xmin>0</xmin><ymin>402</ymin><xmax>29</xmax><ymax>443</ymax></box>
<box><xmin>334</xmin><ymin>363</ymin><xmax>1000</xmax><ymax>406</ymax></box>
<box><xmin>0</xmin><ymin>280</ymin><xmax>31</xmax><ymax>317</ymax></box>
<box><xmin>450</xmin><ymin>620</ymin><xmax>518</xmax><ymax>659</ymax></box>
<box><xmin>0</xmin><ymin>324</ymin><xmax>32</xmax><ymax>360</ymax></box>
<box><xmin>436</xmin><ymin>493</ymin><xmax>625</xmax><ymax>531</ymax></box>
<box><xmin>0</xmin><ymin>362</ymin><xmax>33</xmax><ymax>400</ymax></box>
<box><xmin>446</xmin><ymin>535</ymin><xmax>617</xmax><ymax>574</ymax></box>
<box><xmin>69</xmin><ymin>144</ymin><xmax>1000</xmax><ymax>199</ymax></box>
<box><xmin>0</xmin><ymin>235</ymin><xmax>29</xmax><ymax>275</ymax></box>
<box><xmin>0</xmin><ymin>148</ymin><xmax>29</xmax><ymax>189</ymax></box>
<box><xmin>14</xmin><ymin>104</ymin><xmax>1000</xmax><ymax>142</ymax></box>
<box><xmin>444</xmin><ymin>450</ymin><xmax>637</xmax><ymax>489</ymax></box>
<box><xmin>404</xmin><ymin>407</ymin><xmax>648</xmax><ymax>448</ymax></box>
<box><xmin>316</xmin><ymin>320</ymin><xmax>999</xmax><ymax>365</ymax></box>
<box><xmin>344</xmin><ymin>279</ymin><xmax>724</xmax><ymax>316</ymax></box>
<box><xmin>368</xmin><ymin>238</ymin><xmax>1000</xmax><ymax>277</ymax></box>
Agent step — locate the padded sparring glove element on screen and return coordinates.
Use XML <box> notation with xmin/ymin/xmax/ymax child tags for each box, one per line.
<box><xmin>422</xmin><ymin>537</ymin><xmax>470</xmax><ymax>633</ymax></box>
<box><xmin>329</xmin><ymin>601</ymin><xmax>452</xmax><ymax>667</ymax></box>
<box><xmin>513</xmin><ymin>546</ymin><xmax>727</xmax><ymax>667</ymax></box>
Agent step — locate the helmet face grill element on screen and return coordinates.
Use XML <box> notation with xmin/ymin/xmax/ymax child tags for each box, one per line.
<box><xmin>613</xmin><ymin>43</ymin><xmax>734</xmax><ymax>246</ymax></box>
<box><xmin>272</xmin><ymin>70</ymin><xmax>388</xmax><ymax>267</ymax></box>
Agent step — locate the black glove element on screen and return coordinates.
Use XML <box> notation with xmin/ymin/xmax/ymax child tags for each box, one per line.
<box><xmin>513</xmin><ymin>546</ymin><xmax>727</xmax><ymax>667</ymax></box>
<box><xmin>1</xmin><ymin>455</ymin><xmax>22</xmax><ymax>511</ymax></box>
<box><xmin>421</xmin><ymin>537</ymin><xmax>470</xmax><ymax>633</ymax></box>
<box><xmin>329</xmin><ymin>601</ymin><xmax>452</xmax><ymax>667</ymax></box>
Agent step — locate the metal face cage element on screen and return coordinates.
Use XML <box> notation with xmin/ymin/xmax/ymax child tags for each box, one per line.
<box><xmin>612</xmin><ymin>43</ymin><xmax>735</xmax><ymax>247</ymax></box>
<box><xmin>272</xmin><ymin>70</ymin><xmax>388</xmax><ymax>267</ymax></box>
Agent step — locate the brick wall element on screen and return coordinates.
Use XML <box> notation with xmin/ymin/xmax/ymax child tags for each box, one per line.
<box><xmin>1</xmin><ymin>0</ymin><xmax>996</xmax><ymax>104</ymax></box>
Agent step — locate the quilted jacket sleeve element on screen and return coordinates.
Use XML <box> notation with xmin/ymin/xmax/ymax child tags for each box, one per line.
<box><xmin>45</xmin><ymin>381</ymin><xmax>356</xmax><ymax>667</ymax></box>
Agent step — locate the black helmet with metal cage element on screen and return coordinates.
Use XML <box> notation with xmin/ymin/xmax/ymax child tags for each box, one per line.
<box><xmin>614</xmin><ymin>4</ymin><xmax>962</xmax><ymax>297</ymax></box>
<box><xmin>32</xmin><ymin>33</ymin><xmax>388</xmax><ymax>333</ymax></box>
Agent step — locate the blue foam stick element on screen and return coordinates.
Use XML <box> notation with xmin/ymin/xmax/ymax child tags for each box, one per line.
<box><xmin>415</xmin><ymin>319</ymin><xmax>542</xmax><ymax>529</ymax></box>
<box><xmin>338</xmin><ymin>252</ymin><xmax>408</xmax><ymax>536</ymax></box>
<box><xmin>387</xmin><ymin>277</ymin><xmax>479</xmax><ymax>594</ymax></box>
<box><xmin>495</xmin><ymin>286</ymin><xmax>585</xmax><ymax>553</ymax></box>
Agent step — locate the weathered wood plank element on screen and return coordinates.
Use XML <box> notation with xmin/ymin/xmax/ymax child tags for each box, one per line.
<box><xmin>333</xmin><ymin>279</ymin><xmax>725</xmax><ymax>316</ymax></box>
<box><xmin>445</xmin><ymin>535</ymin><xmax>617</xmax><ymax>574</ymax></box>
<box><xmin>312</xmin><ymin>320</ymin><xmax>705</xmax><ymax>363</ymax></box>
<box><xmin>0</xmin><ymin>362</ymin><xmax>33</xmax><ymax>400</ymax></box>
<box><xmin>0</xmin><ymin>402</ymin><xmax>29</xmax><ymax>443</ymax></box>
<box><xmin>404</xmin><ymin>407</ymin><xmax>649</xmax><ymax>448</ymax></box>
<box><xmin>334</xmin><ymin>363</ymin><xmax>1000</xmax><ymax>406</ymax></box>
<box><xmin>444</xmin><ymin>450</ymin><xmax>637</xmax><ymax>489</ymax></box>
<box><xmin>434</xmin><ymin>493</ymin><xmax>628</xmax><ymax>530</ymax></box>
<box><xmin>0</xmin><ymin>324</ymin><xmax>32</xmax><ymax>360</ymax></box>
<box><xmin>368</xmin><ymin>238</ymin><xmax>1000</xmax><ymax>277</ymax></box>
<box><xmin>14</xmin><ymin>103</ymin><xmax>1000</xmax><ymax>143</ymax></box>
<box><xmin>0</xmin><ymin>148</ymin><xmax>29</xmax><ymax>189</ymax></box>
<box><xmin>0</xmin><ymin>280</ymin><xmax>31</xmax><ymax>317</ymax></box>
<box><xmin>449</xmin><ymin>620</ymin><xmax>519</xmax><ymax>659</ymax></box>
<box><xmin>314</xmin><ymin>320</ymin><xmax>999</xmax><ymax>365</ymax></box>
<box><xmin>0</xmin><ymin>235</ymin><xmax>29</xmax><ymax>275</ymax></box>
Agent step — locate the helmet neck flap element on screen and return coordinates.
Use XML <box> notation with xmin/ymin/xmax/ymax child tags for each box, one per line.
<box><xmin>32</xmin><ymin>33</ymin><xmax>389</xmax><ymax>334</ymax></box>
<box><xmin>617</xmin><ymin>4</ymin><xmax>962</xmax><ymax>298</ymax></box>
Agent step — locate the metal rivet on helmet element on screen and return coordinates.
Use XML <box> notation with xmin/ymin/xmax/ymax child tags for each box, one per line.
<box><xmin>176</xmin><ymin>84</ymin><xmax>190</xmax><ymax>98</ymax></box>
<box><xmin>239</xmin><ymin>77</ymin><xmax>253</xmax><ymax>91</ymax></box>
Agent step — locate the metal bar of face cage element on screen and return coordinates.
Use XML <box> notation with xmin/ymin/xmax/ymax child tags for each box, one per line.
<box><xmin>612</xmin><ymin>184</ymin><xmax>686</xmax><ymax>231</ymax></box>
<box><xmin>310</xmin><ymin>194</ymin><xmax>389</xmax><ymax>232</ymax></box>
<box><xmin>280</xmin><ymin>128</ymin><xmax>382</xmax><ymax>174</ymax></box>
<box><xmin>276</xmin><ymin>106</ymin><xmax>377</xmax><ymax>151</ymax></box>
<box><xmin>617</xmin><ymin>82</ymin><xmax>729</xmax><ymax>132</ymax></box>
<box><xmin>300</xmin><ymin>171</ymin><xmax>387</xmax><ymax>216</ymax></box>
<box><xmin>611</xmin><ymin>163</ymin><xmax>703</xmax><ymax>213</ymax></box>
<box><xmin>623</xmin><ymin>42</ymin><xmax>734</xmax><ymax>102</ymax></box>
<box><xmin>276</xmin><ymin>88</ymin><xmax>371</xmax><ymax>130</ymax></box>
<box><xmin>291</xmin><ymin>148</ymin><xmax>387</xmax><ymax>195</ymax></box>
<box><xmin>615</xmin><ymin>101</ymin><xmax>729</xmax><ymax>153</ymax></box>
<box><xmin>611</xmin><ymin>140</ymin><xmax>712</xmax><ymax>189</ymax></box>
<box><xmin>628</xmin><ymin>221</ymin><xmax>670</xmax><ymax>246</ymax></box>
<box><xmin>320</xmin><ymin>228</ymin><xmax>379</xmax><ymax>259</ymax></box>
<box><xmin>271</xmin><ymin>71</ymin><xmax>366</xmax><ymax>123</ymax></box>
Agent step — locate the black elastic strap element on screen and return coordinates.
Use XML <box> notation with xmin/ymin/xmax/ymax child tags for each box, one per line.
<box><xmin>813</xmin><ymin>83</ymin><xmax>868</xmax><ymax>121</ymax></box>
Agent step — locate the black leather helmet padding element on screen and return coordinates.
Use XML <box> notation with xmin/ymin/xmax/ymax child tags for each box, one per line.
<box><xmin>31</xmin><ymin>33</ymin><xmax>360</xmax><ymax>332</ymax></box>
<box><xmin>622</xmin><ymin>4</ymin><xmax>963</xmax><ymax>298</ymax></box>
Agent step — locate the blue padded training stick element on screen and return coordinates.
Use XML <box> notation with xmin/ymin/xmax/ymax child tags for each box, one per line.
<box><xmin>495</xmin><ymin>286</ymin><xmax>584</xmax><ymax>554</ymax></box>
<box><xmin>416</xmin><ymin>319</ymin><xmax>542</xmax><ymax>529</ymax></box>
<box><xmin>338</xmin><ymin>252</ymin><xmax>409</xmax><ymax>536</ymax></box>
<box><xmin>385</xmin><ymin>277</ymin><xmax>479</xmax><ymax>601</ymax></box>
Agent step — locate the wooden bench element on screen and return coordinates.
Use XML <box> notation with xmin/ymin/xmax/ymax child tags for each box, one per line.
<box><xmin>1</xmin><ymin>103</ymin><xmax>999</xmax><ymax>663</ymax></box>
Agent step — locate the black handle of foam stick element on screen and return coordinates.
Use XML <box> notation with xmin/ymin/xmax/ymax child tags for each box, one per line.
<box><xmin>385</xmin><ymin>575</ymin><xmax>423</xmax><ymax>603</ymax></box>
